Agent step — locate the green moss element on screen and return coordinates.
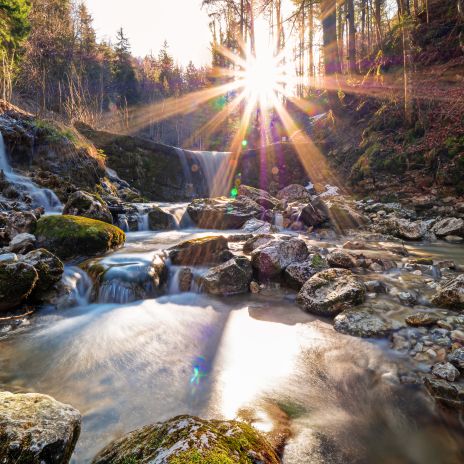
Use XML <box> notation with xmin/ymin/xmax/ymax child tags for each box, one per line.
<box><xmin>170</xmin><ymin>449</ymin><xmax>234</xmax><ymax>464</ymax></box>
<box><xmin>311</xmin><ymin>254</ymin><xmax>326</xmax><ymax>268</ymax></box>
<box><xmin>36</xmin><ymin>215</ymin><xmax>125</xmax><ymax>260</ymax></box>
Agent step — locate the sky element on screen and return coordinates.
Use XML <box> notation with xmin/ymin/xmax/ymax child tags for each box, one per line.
<box><xmin>84</xmin><ymin>0</ymin><xmax>213</xmax><ymax>66</ymax></box>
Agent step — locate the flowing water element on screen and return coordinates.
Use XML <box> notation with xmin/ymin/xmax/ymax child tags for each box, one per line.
<box><xmin>0</xmin><ymin>227</ymin><xmax>463</xmax><ymax>463</ymax></box>
<box><xmin>0</xmin><ymin>133</ymin><xmax>62</xmax><ymax>212</ymax></box>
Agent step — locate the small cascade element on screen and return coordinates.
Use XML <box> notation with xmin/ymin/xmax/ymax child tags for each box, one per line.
<box><xmin>134</xmin><ymin>205</ymin><xmax>150</xmax><ymax>231</ymax></box>
<box><xmin>167</xmin><ymin>263</ymin><xmax>207</xmax><ymax>294</ymax></box>
<box><xmin>62</xmin><ymin>266</ymin><xmax>93</xmax><ymax>307</ymax></box>
<box><xmin>190</xmin><ymin>150</ymin><xmax>230</xmax><ymax>196</ymax></box>
<box><xmin>0</xmin><ymin>133</ymin><xmax>62</xmax><ymax>212</ymax></box>
<box><xmin>117</xmin><ymin>214</ymin><xmax>129</xmax><ymax>232</ymax></box>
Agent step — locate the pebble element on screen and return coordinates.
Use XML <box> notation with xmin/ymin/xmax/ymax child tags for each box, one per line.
<box><xmin>450</xmin><ymin>330</ymin><xmax>464</xmax><ymax>343</ymax></box>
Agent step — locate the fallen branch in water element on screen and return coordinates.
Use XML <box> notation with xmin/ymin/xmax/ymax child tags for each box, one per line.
<box><xmin>0</xmin><ymin>310</ymin><xmax>35</xmax><ymax>322</ymax></box>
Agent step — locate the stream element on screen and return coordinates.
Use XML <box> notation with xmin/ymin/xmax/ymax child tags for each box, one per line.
<box><xmin>0</xmin><ymin>227</ymin><xmax>464</xmax><ymax>463</ymax></box>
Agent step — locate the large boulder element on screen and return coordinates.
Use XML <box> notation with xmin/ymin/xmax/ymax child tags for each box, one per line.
<box><xmin>327</xmin><ymin>249</ymin><xmax>357</xmax><ymax>269</ymax></box>
<box><xmin>201</xmin><ymin>257</ymin><xmax>253</xmax><ymax>296</ymax></box>
<box><xmin>432</xmin><ymin>218</ymin><xmax>464</xmax><ymax>238</ymax></box>
<box><xmin>298</xmin><ymin>198</ymin><xmax>329</xmax><ymax>227</ymax></box>
<box><xmin>92</xmin><ymin>415</ymin><xmax>279</xmax><ymax>464</ymax></box>
<box><xmin>325</xmin><ymin>199</ymin><xmax>369</xmax><ymax>233</ymax></box>
<box><xmin>187</xmin><ymin>197</ymin><xmax>264</xmax><ymax>229</ymax></box>
<box><xmin>4</xmin><ymin>211</ymin><xmax>37</xmax><ymax>239</ymax></box>
<box><xmin>22</xmin><ymin>249</ymin><xmax>64</xmax><ymax>300</ymax></box>
<box><xmin>297</xmin><ymin>268</ymin><xmax>366</xmax><ymax>317</ymax></box>
<box><xmin>276</xmin><ymin>184</ymin><xmax>311</xmax><ymax>203</ymax></box>
<box><xmin>0</xmin><ymin>391</ymin><xmax>81</xmax><ymax>464</ymax></box>
<box><xmin>238</xmin><ymin>184</ymin><xmax>281</xmax><ymax>210</ymax></box>
<box><xmin>431</xmin><ymin>274</ymin><xmax>464</xmax><ymax>311</ymax></box>
<box><xmin>169</xmin><ymin>236</ymin><xmax>230</xmax><ymax>266</ymax></box>
<box><xmin>284</xmin><ymin>259</ymin><xmax>323</xmax><ymax>290</ymax></box>
<box><xmin>251</xmin><ymin>238</ymin><xmax>308</xmax><ymax>278</ymax></box>
<box><xmin>0</xmin><ymin>258</ymin><xmax>38</xmax><ymax>310</ymax></box>
<box><xmin>383</xmin><ymin>218</ymin><xmax>426</xmax><ymax>241</ymax></box>
<box><xmin>8</xmin><ymin>232</ymin><xmax>36</xmax><ymax>254</ymax></box>
<box><xmin>243</xmin><ymin>234</ymin><xmax>274</xmax><ymax>253</ymax></box>
<box><xmin>36</xmin><ymin>215</ymin><xmax>125</xmax><ymax>260</ymax></box>
<box><xmin>148</xmin><ymin>206</ymin><xmax>177</xmax><ymax>230</ymax></box>
<box><xmin>63</xmin><ymin>190</ymin><xmax>113</xmax><ymax>224</ymax></box>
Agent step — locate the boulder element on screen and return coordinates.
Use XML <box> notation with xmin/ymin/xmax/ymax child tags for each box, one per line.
<box><xmin>148</xmin><ymin>206</ymin><xmax>177</xmax><ymax>230</ymax></box>
<box><xmin>448</xmin><ymin>348</ymin><xmax>464</xmax><ymax>370</ymax></box>
<box><xmin>325</xmin><ymin>199</ymin><xmax>368</xmax><ymax>233</ymax></box>
<box><xmin>276</xmin><ymin>184</ymin><xmax>311</xmax><ymax>203</ymax></box>
<box><xmin>432</xmin><ymin>362</ymin><xmax>460</xmax><ymax>382</ymax></box>
<box><xmin>298</xmin><ymin>198</ymin><xmax>329</xmax><ymax>227</ymax></box>
<box><xmin>63</xmin><ymin>190</ymin><xmax>113</xmax><ymax>224</ymax></box>
<box><xmin>251</xmin><ymin>238</ymin><xmax>308</xmax><ymax>278</ymax></box>
<box><xmin>169</xmin><ymin>236</ymin><xmax>230</xmax><ymax>266</ymax></box>
<box><xmin>22</xmin><ymin>249</ymin><xmax>64</xmax><ymax>299</ymax></box>
<box><xmin>92</xmin><ymin>415</ymin><xmax>279</xmax><ymax>464</ymax></box>
<box><xmin>187</xmin><ymin>196</ymin><xmax>264</xmax><ymax>229</ymax></box>
<box><xmin>0</xmin><ymin>259</ymin><xmax>38</xmax><ymax>311</ymax></box>
<box><xmin>383</xmin><ymin>218</ymin><xmax>426</xmax><ymax>241</ymax></box>
<box><xmin>432</xmin><ymin>217</ymin><xmax>464</xmax><ymax>238</ymax></box>
<box><xmin>238</xmin><ymin>184</ymin><xmax>281</xmax><ymax>210</ymax></box>
<box><xmin>4</xmin><ymin>211</ymin><xmax>37</xmax><ymax>238</ymax></box>
<box><xmin>431</xmin><ymin>274</ymin><xmax>464</xmax><ymax>311</ymax></box>
<box><xmin>8</xmin><ymin>232</ymin><xmax>36</xmax><ymax>254</ymax></box>
<box><xmin>36</xmin><ymin>215</ymin><xmax>125</xmax><ymax>260</ymax></box>
<box><xmin>284</xmin><ymin>254</ymin><xmax>327</xmax><ymax>290</ymax></box>
<box><xmin>0</xmin><ymin>391</ymin><xmax>81</xmax><ymax>464</ymax></box>
<box><xmin>334</xmin><ymin>309</ymin><xmax>397</xmax><ymax>338</ymax></box>
<box><xmin>297</xmin><ymin>268</ymin><xmax>366</xmax><ymax>317</ymax></box>
<box><xmin>201</xmin><ymin>257</ymin><xmax>253</xmax><ymax>296</ymax></box>
<box><xmin>327</xmin><ymin>249</ymin><xmax>357</xmax><ymax>269</ymax></box>
<box><xmin>241</xmin><ymin>218</ymin><xmax>277</xmax><ymax>234</ymax></box>
<box><xmin>243</xmin><ymin>234</ymin><xmax>274</xmax><ymax>253</ymax></box>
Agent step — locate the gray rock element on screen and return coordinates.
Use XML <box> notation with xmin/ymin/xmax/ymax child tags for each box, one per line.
<box><xmin>238</xmin><ymin>184</ymin><xmax>281</xmax><ymax>210</ymax></box>
<box><xmin>448</xmin><ymin>348</ymin><xmax>464</xmax><ymax>370</ymax></box>
<box><xmin>297</xmin><ymin>268</ymin><xmax>366</xmax><ymax>317</ymax></box>
<box><xmin>243</xmin><ymin>234</ymin><xmax>274</xmax><ymax>253</ymax></box>
<box><xmin>4</xmin><ymin>211</ymin><xmax>37</xmax><ymax>239</ymax></box>
<box><xmin>327</xmin><ymin>249</ymin><xmax>357</xmax><ymax>269</ymax></box>
<box><xmin>0</xmin><ymin>391</ymin><xmax>81</xmax><ymax>464</ymax></box>
<box><xmin>169</xmin><ymin>236</ymin><xmax>229</xmax><ymax>266</ymax></box>
<box><xmin>386</xmin><ymin>218</ymin><xmax>426</xmax><ymax>241</ymax></box>
<box><xmin>325</xmin><ymin>199</ymin><xmax>369</xmax><ymax>233</ymax></box>
<box><xmin>432</xmin><ymin>362</ymin><xmax>460</xmax><ymax>382</ymax></box>
<box><xmin>334</xmin><ymin>309</ymin><xmax>396</xmax><ymax>338</ymax></box>
<box><xmin>187</xmin><ymin>196</ymin><xmax>264</xmax><ymax>229</ymax></box>
<box><xmin>276</xmin><ymin>184</ymin><xmax>311</xmax><ymax>203</ymax></box>
<box><xmin>63</xmin><ymin>190</ymin><xmax>113</xmax><ymax>224</ymax></box>
<box><xmin>8</xmin><ymin>232</ymin><xmax>36</xmax><ymax>254</ymax></box>
<box><xmin>424</xmin><ymin>377</ymin><xmax>464</xmax><ymax>410</ymax></box>
<box><xmin>284</xmin><ymin>261</ymin><xmax>319</xmax><ymax>290</ymax></box>
<box><xmin>0</xmin><ymin>260</ymin><xmax>38</xmax><ymax>311</ymax></box>
<box><xmin>0</xmin><ymin>252</ymin><xmax>18</xmax><ymax>263</ymax></box>
<box><xmin>148</xmin><ymin>207</ymin><xmax>177</xmax><ymax>230</ymax></box>
<box><xmin>298</xmin><ymin>198</ymin><xmax>329</xmax><ymax>227</ymax></box>
<box><xmin>201</xmin><ymin>257</ymin><xmax>252</xmax><ymax>296</ymax></box>
<box><xmin>92</xmin><ymin>415</ymin><xmax>279</xmax><ymax>464</ymax></box>
<box><xmin>431</xmin><ymin>274</ymin><xmax>464</xmax><ymax>311</ymax></box>
<box><xmin>432</xmin><ymin>217</ymin><xmax>464</xmax><ymax>238</ymax></box>
<box><xmin>241</xmin><ymin>218</ymin><xmax>277</xmax><ymax>234</ymax></box>
<box><xmin>251</xmin><ymin>238</ymin><xmax>308</xmax><ymax>278</ymax></box>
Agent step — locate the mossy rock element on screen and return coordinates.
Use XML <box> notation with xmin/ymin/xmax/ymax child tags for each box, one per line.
<box><xmin>36</xmin><ymin>215</ymin><xmax>125</xmax><ymax>260</ymax></box>
<box><xmin>92</xmin><ymin>415</ymin><xmax>280</xmax><ymax>464</ymax></box>
<box><xmin>0</xmin><ymin>260</ymin><xmax>38</xmax><ymax>311</ymax></box>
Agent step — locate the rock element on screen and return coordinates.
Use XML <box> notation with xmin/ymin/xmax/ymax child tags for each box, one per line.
<box><xmin>36</xmin><ymin>215</ymin><xmax>125</xmax><ymax>260</ymax></box>
<box><xmin>325</xmin><ymin>199</ymin><xmax>368</xmax><ymax>233</ymax></box>
<box><xmin>178</xmin><ymin>267</ymin><xmax>193</xmax><ymax>292</ymax></box>
<box><xmin>297</xmin><ymin>268</ymin><xmax>366</xmax><ymax>317</ymax></box>
<box><xmin>243</xmin><ymin>234</ymin><xmax>274</xmax><ymax>253</ymax></box>
<box><xmin>0</xmin><ymin>253</ymin><xmax>17</xmax><ymax>263</ymax></box>
<box><xmin>201</xmin><ymin>257</ymin><xmax>253</xmax><ymax>296</ymax></box>
<box><xmin>451</xmin><ymin>329</ymin><xmax>464</xmax><ymax>343</ymax></box>
<box><xmin>432</xmin><ymin>217</ymin><xmax>464</xmax><ymax>238</ymax></box>
<box><xmin>187</xmin><ymin>197</ymin><xmax>264</xmax><ymax>229</ymax></box>
<box><xmin>298</xmin><ymin>198</ymin><xmax>329</xmax><ymax>227</ymax></box>
<box><xmin>284</xmin><ymin>261</ymin><xmax>320</xmax><ymax>290</ymax></box>
<box><xmin>432</xmin><ymin>362</ymin><xmax>460</xmax><ymax>382</ymax></box>
<box><xmin>0</xmin><ymin>391</ymin><xmax>81</xmax><ymax>464</ymax></box>
<box><xmin>448</xmin><ymin>348</ymin><xmax>464</xmax><ymax>370</ymax></box>
<box><xmin>431</xmin><ymin>274</ymin><xmax>464</xmax><ymax>311</ymax></box>
<box><xmin>251</xmin><ymin>238</ymin><xmax>308</xmax><ymax>278</ymax></box>
<box><xmin>398</xmin><ymin>291</ymin><xmax>417</xmax><ymax>306</ymax></box>
<box><xmin>4</xmin><ymin>211</ymin><xmax>37</xmax><ymax>238</ymax></box>
<box><xmin>327</xmin><ymin>249</ymin><xmax>357</xmax><ymax>269</ymax></box>
<box><xmin>169</xmin><ymin>236</ymin><xmax>229</xmax><ymax>266</ymax></box>
<box><xmin>92</xmin><ymin>415</ymin><xmax>279</xmax><ymax>464</ymax></box>
<box><xmin>250</xmin><ymin>281</ymin><xmax>260</xmax><ymax>294</ymax></box>
<box><xmin>22</xmin><ymin>249</ymin><xmax>64</xmax><ymax>299</ymax></box>
<box><xmin>63</xmin><ymin>190</ymin><xmax>113</xmax><ymax>224</ymax></box>
<box><xmin>238</xmin><ymin>184</ymin><xmax>281</xmax><ymax>210</ymax></box>
<box><xmin>0</xmin><ymin>259</ymin><xmax>38</xmax><ymax>310</ymax></box>
<box><xmin>241</xmin><ymin>218</ymin><xmax>277</xmax><ymax>234</ymax></box>
<box><xmin>424</xmin><ymin>377</ymin><xmax>464</xmax><ymax>410</ymax></box>
<box><xmin>445</xmin><ymin>235</ymin><xmax>464</xmax><ymax>244</ymax></box>
<box><xmin>147</xmin><ymin>206</ymin><xmax>177</xmax><ymax>230</ymax></box>
<box><xmin>406</xmin><ymin>312</ymin><xmax>440</xmax><ymax>327</ymax></box>
<box><xmin>365</xmin><ymin>280</ymin><xmax>388</xmax><ymax>294</ymax></box>
<box><xmin>8</xmin><ymin>232</ymin><xmax>36</xmax><ymax>254</ymax></box>
<box><xmin>276</xmin><ymin>184</ymin><xmax>311</xmax><ymax>203</ymax></box>
<box><xmin>334</xmin><ymin>309</ymin><xmax>395</xmax><ymax>338</ymax></box>
<box><xmin>386</xmin><ymin>218</ymin><xmax>426</xmax><ymax>241</ymax></box>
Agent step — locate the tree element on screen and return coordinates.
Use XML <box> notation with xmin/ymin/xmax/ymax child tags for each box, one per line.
<box><xmin>113</xmin><ymin>27</ymin><xmax>138</xmax><ymax>106</ymax></box>
<box><xmin>321</xmin><ymin>0</ymin><xmax>341</xmax><ymax>76</ymax></box>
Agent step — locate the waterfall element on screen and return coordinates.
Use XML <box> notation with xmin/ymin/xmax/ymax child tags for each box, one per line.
<box><xmin>190</xmin><ymin>150</ymin><xmax>230</xmax><ymax>196</ymax></box>
<box><xmin>0</xmin><ymin>133</ymin><xmax>62</xmax><ymax>212</ymax></box>
<box><xmin>135</xmin><ymin>205</ymin><xmax>150</xmax><ymax>231</ymax></box>
<box><xmin>117</xmin><ymin>214</ymin><xmax>130</xmax><ymax>232</ymax></box>
<box><xmin>61</xmin><ymin>266</ymin><xmax>93</xmax><ymax>307</ymax></box>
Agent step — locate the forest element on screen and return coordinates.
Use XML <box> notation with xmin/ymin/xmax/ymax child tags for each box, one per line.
<box><xmin>0</xmin><ymin>1</ymin><xmax>464</xmax><ymax>464</ymax></box>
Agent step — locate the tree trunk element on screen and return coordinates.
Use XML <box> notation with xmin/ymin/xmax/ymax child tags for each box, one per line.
<box><xmin>374</xmin><ymin>0</ymin><xmax>383</xmax><ymax>47</ymax></box>
<box><xmin>322</xmin><ymin>0</ymin><xmax>341</xmax><ymax>76</ymax></box>
<box><xmin>347</xmin><ymin>0</ymin><xmax>356</xmax><ymax>73</ymax></box>
<box><xmin>308</xmin><ymin>0</ymin><xmax>315</xmax><ymax>79</ymax></box>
